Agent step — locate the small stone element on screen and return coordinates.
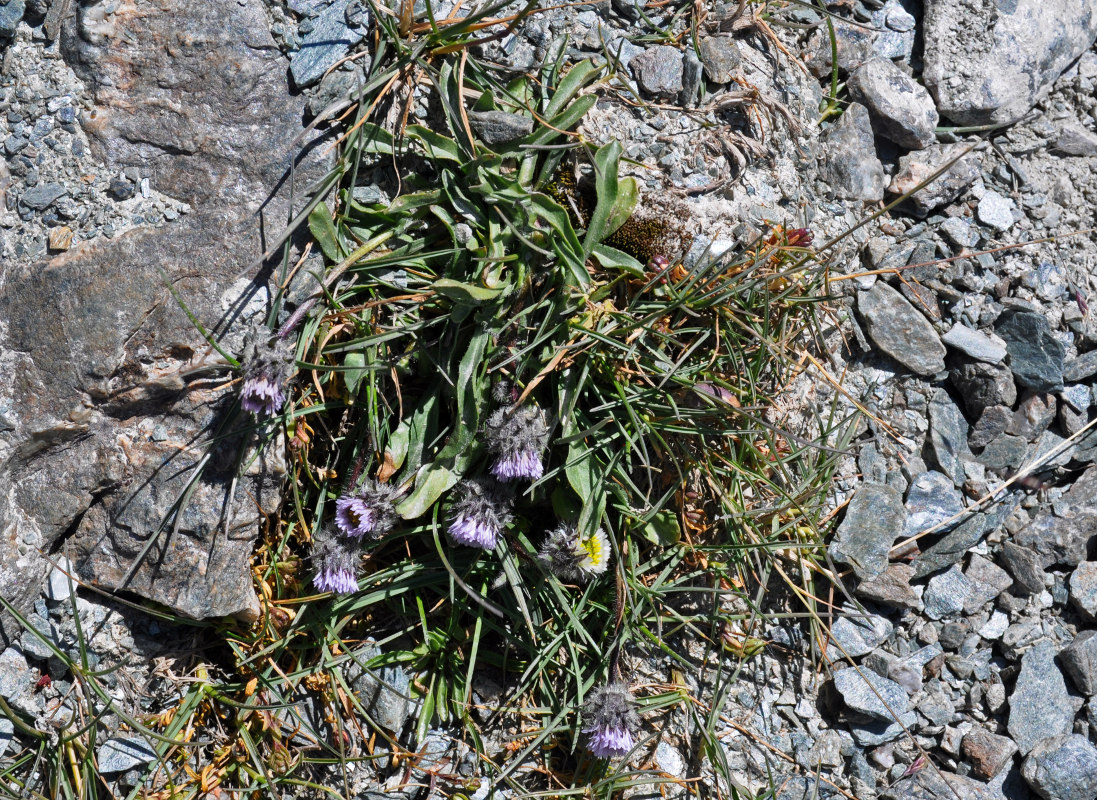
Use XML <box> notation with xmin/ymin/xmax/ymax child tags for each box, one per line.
<box><xmin>0</xmin><ymin>646</ymin><xmax>30</xmax><ymax>700</ymax></box>
<box><xmin>949</xmin><ymin>360</ymin><xmax>1017</xmax><ymax>417</ymax></box>
<box><xmin>821</xmin><ymin>103</ymin><xmax>886</xmax><ymax>202</ymax></box>
<box><xmin>887</xmin><ymin>143</ymin><xmax>980</xmax><ymax>217</ymax></box>
<box><xmin>655</xmin><ymin>741</ymin><xmax>685</xmax><ymax>776</ymax></box>
<box><xmin>830</xmin><ymin>483</ymin><xmax>907</xmax><ymax>580</ymax></box>
<box><xmin>1064</xmin><ymin>350</ymin><xmax>1097</xmax><ymax>383</ymax></box>
<box><xmin>976</xmin><ymin>190</ymin><xmax>1017</xmax><ymax>231</ymax></box>
<box><xmin>976</xmin><ymin>434</ymin><xmax>1029</xmax><ymax>472</ymax></box>
<box><xmin>1053</xmin><ymin>122</ymin><xmax>1097</xmax><ymax>157</ymax></box>
<box><xmin>1061</xmin><ymin>384</ymin><xmax>1092</xmax><ymax>414</ymax></box>
<box><xmin>47</xmin><ymin>226</ymin><xmax>73</xmax><ymax>252</ymax></box>
<box><xmin>0</xmin><ymin>717</ymin><xmax>11</xmax><ymax>760</ymax></box>
<box><xmin>1008</xmin><ymin>639</ymin><xmax>1074</xmax><ymax>754</ymax></box>
<box><xmin>999</xmin><ymin>542</ymin><xmax>1047</xmax><ymax>596</ymax></box>
<box><xmin>923</xmin><ymin>565</ymin><xmax>974</xmax><ymax>620</ymax></box>
<box><xmin>698</xmin><ymin>36</ymin><xmax>740</xmax><ymax>83</ymax></box>
<box><xmin>827</xmin><ymin>613</ymin><xmax>894</xmax><ymax>660</ymax></box>
<box><xmin>0</xmin><ymin>0</ymin><xmax>23</xmax><ymax>41</ymax></box>
<box><xmin>1061</xmin><ymin>631</ymin><xmax>1097</xmax><ymax>696</ymax></box>
<box><xmin>964</xmin><ymin>554</ymin><xmax>1014</xmax><ymax>612</ymax></box>
<box><xmin>805</xmin><ymin>20</ymin><xmax>876</xmax><ymax>77</ymax></box>
<box><xmin>912</xmin><ymin>512</ymin><xmax>986</xmax><ymax>578</ymax></box>
<box><xmin>467</xmin><ymin>111</ymin><xmax>534</xmax><ymax>146</ymax></box>
<box><xmin>834</xmin><ymin>667</ymin><xmax>914</xmax><ymax>722</ymax></box>
<box><xmin>879</xmin><ymin>765</ymin><xmax>997</xmax><ymax>800</ymax></box>
<box><xmin>98</xmin><ymin>737</ymin><xmax>159</xmax><ymax>773</ymax></box>
<box><xmin>1021</xmin><ymin>734</ymin><xmax>1097</xmax><ymax>800</ymax></box>
<box><xmin>940</xmin><ymin>216</ymin><xmax>980</xmax><ymax>248</ymax></box>
<box><xmin>888</xmin><ymin>644</ymin><xmax>942</xmax><ymax>694</ymax></box>
<box><xmin>19</xmin><ymin>182</ymin><xmax>67</xmax><ymax>211</ymax></box>
<box><xmin>969</xmin><ymin>405</ymin><xmax>1014</xmax><ymax>451</ymax></box>
<box><xmin>631</xmin><ymin>46</ymin><xmax>684</xmax><ymax>96</ymax></box>
<box><xmin>996</xmin><ymin>311</ymin><xmax>1066</xmax><ymax>392</ymax></box>
<box><xmin>1069</xmin><ymin>562</ymin><xmax>1097</xmax><ymax>621</ymax></box>
<box><xmin>941</xmin><ymin>324</ymin><xmax>1007</xmax><ymax>364</ymax></box>
<box><xmin>858</xmin><ymin>282</ymin><xmax>947</xmax><ymax>375</ymax></box>
<box><xmin>847</xmin><ymin>57</ymin><xmax>939</xmax><ymax>149</ymax></box>
<box><xmin>1007</xmin><ymin>392</ymin><xmax>1058</xmax><ymax>441</ymax></box>
<box><xmin>290</xmin><ymin>0</ymin><xmax>368</xmax><ymax>88</ymax></box>
<box><xmin>108</xmin><ymin>177</ymin><xmax>135</xmax><ymax>201</ymax></box>
<box><xmin>904</xmin><ymin>470</ymin><xmax>964</xmax><ymax>540</ymax></box>
<box><xmin>1014</xmin><ymin>512</ymin><xmax>1097</xmax><ymax>569</ymax></box>
<box><xmin>978</xmin><ymin>610</ymin><xmax>1009</xmax><ymax>640</ymax></box>
<box><xmin>45</xmin><ymin>556</ymin><xmax>75</xmax><ymax>603</ymax></box>
<box><xmin>962</xmin><ymin>727</ymin><xmax>1018</xmax><ymax>780</ymax></box>
<box><xmin>926</xmin><ymin>389</ymin><xmax>969</xmax><ymax>487</ymax></box>
<box><xmin>856</xmin><ymin>563</ymin><xmax>922</xmax><ymax>610</ymax></box>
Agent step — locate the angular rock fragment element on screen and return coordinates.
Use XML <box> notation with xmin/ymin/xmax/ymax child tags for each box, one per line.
<box><xmin>887</xmin><ymin>143</ymin><xmax>980</xmax><ymax>217</ymax></box>
<box><xmin>857</xmin><ymin>282</ymin><xmax>946</xmax><ymax>376</ymax></box>
<box><xmin>821</xmin><ymin>103</ymin><xmax>886</xmax><ymax>202</ymax></box>
<box><xmin>1021</xmin><ymin>734</ymin><xmax>1097</xmax><ymax>800</ymax></box>
<box><xmin>1008</xmin><ymin>639</ymin><xmax>1075</xmax><ymax>754</ymax></box>
<box><xmin>830</xmin><ymin>483</ymin><xmax>907</xmax><ymax>580</ymax></box>
<box><xmin>847</xmin><ymin>57</ymin><xmax>938</xmax><ymax>149</ymax></box>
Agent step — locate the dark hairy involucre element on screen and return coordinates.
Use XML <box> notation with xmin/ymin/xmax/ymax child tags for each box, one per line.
<box><xmin>583</xmin><ymin>682</ymin><xmax>639</xmax><ymax>758</ymax></box>
<box><xmin>312</xmin><ymin>527</ymin><xmax>359</xmax><ymax>595</ymax></box>
<box><xmin>345</xmin><ymin>479</ymin><xmax>399</xmax><ymax>540</ymax></box>
<box><xmin>239</xmin><ymin>328</ymin><xmax>295</xmax><ymax>416</ymax></box>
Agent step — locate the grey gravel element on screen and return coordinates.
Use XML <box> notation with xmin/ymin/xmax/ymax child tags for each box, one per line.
<box><xmin>847</xmin><ymin>57</ymin><xmax>939</xmax><ymax>149</ymax></box>
<box><xmin>923</xmin><ymin>565</ymin><xmax>974</xmax><ymax>620</ymax></box>
<box><xmin>19</xmin><ymin>182</ymin><xmax>67</xmax><ymax>211</ymax></box>
<box><xmin>857</xmin><ymin>282</ymin><xmax>946</xmax><ymax>375</ymax></box>
<box><xmin>1008</xmin><ymin>639</ymin><xmax>1075</xmax><ymax>754</ymax></box>
<box><xmin>698</xmin><ymin>36</ymin><xmax>740</xmax><ymax>83</ymax></box>
<box><xmin>940</xmin><ymin>217</ymin><xmax>980</xmax><ymax>248</ymax></box>
<box><xmin>1054</xmin><ymin>122</ymin><xmax>1097</xmax><ymax>156</ymax></box>
<box><xmin>630</xmin><ymin>46</ymin><xmax>684</xmax><ymax>97</ymax></box>
<box><xmin>290</xmin><ymin>0</ymin><xmax>368</xmax><ymax>88</ymax></box>
<box><xmin>1021</xmin><ymin>734</ymin><xmax>1097</xmax><ymax>800</ymax></box>
<box><xmin>820</xmin><ymin>103</ymin><xmax>886</xmax><ymax>202</ymax></box>
<box><xmin>833</xmin><ymin>666</ymin><xmax>914</xmax><ymax>722</ymax></box>
<box><xmin>467</xmin><ymin>111</ymin><xmax>534</xmax><ymax>146</ymax></box>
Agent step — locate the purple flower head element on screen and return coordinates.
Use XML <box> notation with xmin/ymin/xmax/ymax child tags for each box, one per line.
<box><xmin>238</xmin><ymin>329</ymin><xmax>295</xmax><ymax>417</ymax></box>
<box><xmin>583</xmin><ymin>682</ymin><xmax>639</xmax><ymax>759</ymax></box>
<box><xmin>312</xmin><ymin>530</ymin><xmax>359</xmax><ymax>595</ymax></box>
<box><xmin>335</xmin><ymin>495</ymin><xmax>375</xmax><ymax>538</ymax></box>
<box><xmin>447</xmin><ymin>478</ymin><xmax>513</xmax><ymax>549</ymax></box>
<box><xmin>240</xmin><ymin>374</ymin><xmax>286</xmax><ymax>416</ymax></box>
<box><xmin>484</xmin><ymin>404</ymin><xmax>549</xmax><ymax>483</ymax></box>
<box><xmin>335</xmin><ymin>479</ymin><xmax>399</xmax><ymax>541</ymax></box>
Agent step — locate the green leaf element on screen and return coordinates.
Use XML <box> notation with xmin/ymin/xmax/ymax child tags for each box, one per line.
<box><xmin>636</xmin><ymin>510</ymin><xmax>681</xmax><ymax>546</ymax></box>
<box><xmin>342</xmin><ymin>352</ymin><xmax>367</xmax><ymax>397</ymax></box>
<box><xmin>384</xmin><ymin>419</ymin><xmax>411</xmax><ymax>476</ymax></box>
<box><xmin>308</xmin><ymin>202</ymin><xmax>343</xmax><ymax>262</ymax></box>
<box><xmin>530</xmin><ymin>193</ymin><xmax>588</xmax><ymax>287</ymax></box>
<box><xmin>565</xmin><ymin>443</ymin><xmax>596</xmax><ymax>501</ymax></box>
<box><xmin>544</xmin><ymin>59</ymin><xmax>600</xmax><ymax>118</ymax></box>
<box><xmin>604</xmin><ymin>176</ymin><xmax>638</xmax><ymax>238</ymax></box>
<box><xmin>406</xmin><ymin>124</ymin><xmax>463</xmax><ymax>162</ymax></box>
<box><xmin>396</xmin><ymin>462</ymin><xmax>458</xmax><ymax>520</ymax></box>
<box><xmin>583</xmin><ymin>139</ymin><xmax>623</xmax><ymax>257</ymax></box>
<box><xmin>432</xmin><ymin>278</ymin><xmax>503</xmax><ymax>304</ymax></box>
<box><xmin>590</xmin><ymin>243</ymin><xmax>646</xmax><ymax>277</ymax></box>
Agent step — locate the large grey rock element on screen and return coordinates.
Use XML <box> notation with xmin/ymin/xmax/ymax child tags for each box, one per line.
<box><xmin>887</xmin><ymin>143</ymin><xmax>980</xmax><ymax>217</ymax></box>
<box><xmin>1054</xmin><ymin>122</ymin><xmax>1097</xmax><ymax>156</ymax></box>
<box><xmin>847</xmin><ymin>57</ymin><xmax>938</xmax><ymax>149</ymax></box>
<box><xmin>962</xmin><ymin>727</ymin><xmax>1018</xmax><ymax>780</ymax></box>
<box><xmin>996</xmin><ymin>312</ymin><xmax>1066</xmax><ymax>392</ymax></box>
<box><xmin>698</xmin><ymin>36</ymin><xmax>740</xmax><ymax>83</ymax></box>
<box><xmin>1070</xmin><ymin>562</ymin><xmax>1097</xmax><ymax>621</ymax></box>
<box><xmin>923</xmin><ymin>0</ymin><xmax>1097</xmax><ymax>127</ymax></box>
<box><xmin>98</xmin><ymin>737</ymin><xmax>159</xmax><ymax>773</ymax></box>
<box><xmin>923</xmin><ymin>565</ymin><xmax>974</xmax><ymax>620</ymax></box>
<box><xmin>830</xmin><ymin>483</ymin><xmax>907</xmax><ymax>580</ymax></box>
<box><xmin>856</xmin><ymin>563</ymin><xmax>921</xmax><ymax>610</ymax></box>
<box><xmin>0</xmin><ymin>0</ymin><xmax>315</xmax><ymax>629</ymax></box>
<box><xmin>0</xmin><ymin>0</ymin><xmax>24</xmax><ymax>42</ymax></box>
<box><xmin>880</xmin><ymin>766</ymin><xmax>997</xmax><ymax>800</ymax></box>
<box><xmin>912</xmin><ymin>513</ymin><xmax>986</xmax><ymax>579</ymax></box>
<box><xmin>858</xmin><ymin>282</ymin><xmax>946</xmax><ymax>375</ymax></box>
<box><xmin>1061</xmin><ymin>631</ymin><xmax>1097</xmax><ymax>696</ymax></box>
<box><xmin>1021</xmin><ymin>734</ymin><xmax>1097</xmax><ymax>800</ymax></box>
<box><xmin>290</xmin><ymin>0</ymin><xmax>369</xmax><ymax>89</ymax></box>
<box><xmin>1014</xmin><ymin>511</ymin><xmax>1097</xmax><ymax>569</ymax></box>
<box><xmin>468</xmin><ymin>111</ymin><xmax>535</xmax><ymax>146</ymax></box>
<box><xmin>1008</xmin><ymin>640</ymin><xmax>1075</xmax><ymax>754</ymax></box>
<box><xmin>820</xmin><ymin>103</ymin><xmax>886</xmax><ymax>202</ymax></box>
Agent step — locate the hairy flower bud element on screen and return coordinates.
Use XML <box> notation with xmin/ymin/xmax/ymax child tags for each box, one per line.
<box><xmin>447</xmin><ymin>478</ymin><xmax>513</xmax><ymax>549</ymax></box>
<box><xmin>583</xmin><ymin>682</ymin><xmax>639</xmax><ymax>758</ymax></box>
<box><xmin>335</xmin><ymin>479</ymin><xmax>398</xmax><ymax>539</ymax></box>
<box><xmin>239</xmin><ymin>329</ymin><xmax>295</xmax><ymax>416</ymax></box>
<box><xmin>484</xmin><ymin>404</ymin><xmax>549</xmax><ymax>481</ymax></box>
<box><xmin>312</xmin><ymin>528</ymin><xmax>359</xmax><ymax>595</ymax></box>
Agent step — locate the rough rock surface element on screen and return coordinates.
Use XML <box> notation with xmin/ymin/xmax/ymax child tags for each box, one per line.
<box><xmin>922</xmin><ymin>0</ymin><xmax>1097</xmax><ymax>126</ymax></box>
<box><xmin>847</xmin><ymin>57</ymin><xmax>939</xmax><ymax>149</ymax></box>
<box><xmin>0</xmin><ymin>0</ymin><xmax>310</xmax><ymax>631</ymax></box>
<box><xmin>1008</xmin><ymin>639</ymin><xmax>1076</xmax><ymax>754</ymax></box>
<box><xmin>857</xmin><ymin>282</ymin><xmax>946</xmax><ymax>376</ymax></box>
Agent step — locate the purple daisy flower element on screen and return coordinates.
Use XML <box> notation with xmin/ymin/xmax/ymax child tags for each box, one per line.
<box><xmin>312</xmin><ymin>532</ymin><xmax>359</xmax><ymax>595</ymax></box>
<box><xmin>582</xmin><ymin>682</ymin><xmax>639</xmax><ymax>759</ymax></box>
<box><xmin>335</xmin><ymin>495</ymin><xmax>375</xmax><ymax>538</ymax></box>
<box><xmin>447</xmin><ymin>479</ymin><xmax>512</xmax><ymax>549</ymax></box>
<box><xmin>484</xmin><ymin>404</ymin><xmax>549</xmax><ymax>483</ymax></box>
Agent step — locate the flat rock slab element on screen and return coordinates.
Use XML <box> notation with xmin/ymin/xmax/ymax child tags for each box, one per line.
<box><xmin>887</xmin><ymin>143</ymin><xmax>980</xmax><ymax>217</ymax></box>
<box><xmin>880</xmin><ymin>765</ymin><xmax>997</xmax><ymax>800</ymax></box>
<box><xmin>858</xmin><ymin>282</ymin><xmax>946</xmax><ymax>375</ymax></box>
<box><xmin>996</xmin><ymin>311</ymin><xmax>1065</xmax><ymax>392</ymax></box>
<box><xmin>830</xmin><ymin>483</ymin><xmax>907</xmax><ymax>580</ymax></box>
<box><xmin>821</xmin><ymin>103</ymin><xmax>886</xmax><ymax>202</ymax></box>
<box><xmin>1008</xmin><ymin>639</ymin><xmax>1075</xmax><ymax>754</ymax></box>
<box><xmin>833</xmin><ymin>666</ymin><xmax>913</xmax><ymax>721</ymax></box>
<box><xmin>847</xmin><ymin>57</ymin><xmax>938</xmax><ymax>149</ymax></box>
<box><xmin>923</xmin><ymin>0</ymin><xmax>1097</xmax><ymax>126</ymax></box>
<box><xmin>0</xmin><ymin>0</ymin><xmax>318</xmax><ymax>630</ymax></box>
